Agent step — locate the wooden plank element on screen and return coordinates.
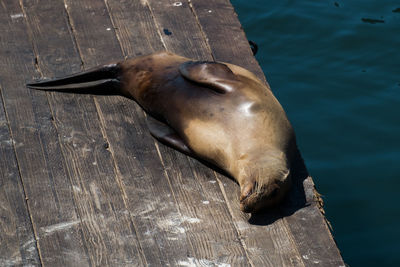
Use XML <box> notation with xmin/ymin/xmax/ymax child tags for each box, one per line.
<box><xmin>0</xmin><ymin>1</ymin><xmax>90</xmax><ymax>265</ymax></box>
<box><xmin>190</xmin><ymin>0</ymin><xmax>345</xmax><ymax>266</ymax></box>
<box><xmin>189</xmin><ymin>0</ymin><xmax>265</xmax><ymax>79</ymax></box>
<box><xmin>21</xmin><ymin>0</ymin><xmax>145</xmax><ymax>265</ymax></box>
<box><xmin>283</xmin><ymin>166</ymin><xmax>345</xmax><ymax>266</ymax></box>
<box><xmin>146</xmin><ymin>0</ymin><xmax>210</xmax><ymax>60</ymax></box>
<box><xmin>0</xmin><ymin>85</ymin><xmax>40</xmax><ymax>266</ymax></box>
<box><xmin>63</xmin><ymin>0</ymin><xmax>192</xmax><ymax>265</ymax></box>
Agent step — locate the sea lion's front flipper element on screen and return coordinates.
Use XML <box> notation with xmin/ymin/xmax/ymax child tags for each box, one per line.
<box><xmin>146</xmin><ymin>116</ymin><xmax>193</xmax><ymax>155</ymax></box>
<box><xmin>179</xmin><ymin>61</ymin><xmax>239</xmax><ymax>94</ymax></box>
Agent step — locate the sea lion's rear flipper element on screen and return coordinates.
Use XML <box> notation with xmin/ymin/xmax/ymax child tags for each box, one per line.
<box><xmin>26</xmin><ymin>63</ymin><xmax>122</xmax><ymax>95</ymax></box>
<box><xmin>179</xmin><ymin>61</ymin><xmax>239</xmax><ymax>94</ymax></box>
<box><xmin>146</xmin><ymin>116</ymin><xmax>193</xmax><ymax>155</ymax></box>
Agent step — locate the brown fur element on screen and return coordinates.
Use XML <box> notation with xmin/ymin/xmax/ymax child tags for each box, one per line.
<box><xmin>28</xmin><ymin>51</ymin><xmax>297</xmax><ymax>213</ymax></box>
<box><xmin>119</xmin><ymin>52</ymin><xmax>296</xmax><ymax>213</ymax></box>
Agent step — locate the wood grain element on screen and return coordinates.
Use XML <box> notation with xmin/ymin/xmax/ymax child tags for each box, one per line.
<box><xmin>190</xmin><ymin>0</ymin><xmax>266</xmax><ymax>79</ymax></box>
<box><xmin>0</xmin><ymin>85</ymin><xmax>40</xmax><ymax>266</ymax></box>
<box><xmin>21</xmin><ymin>0</ymin><xmax>144</xmax><ymax>265</ymax></box>
<box><xmin>0</xmin><ymin>0</ymin><xmax>89</xmax><ymax>265</ymax></box>
<box><xmin>64</xmin><ymin>0</ymin><xmax>193</xmax><ymax>265</ymax></box>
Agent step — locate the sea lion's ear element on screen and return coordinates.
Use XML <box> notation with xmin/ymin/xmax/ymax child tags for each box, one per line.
<box><xmin>179</xmin><ymin>61</ymin><xmax>239</xmax><ymax>94</ymax></box>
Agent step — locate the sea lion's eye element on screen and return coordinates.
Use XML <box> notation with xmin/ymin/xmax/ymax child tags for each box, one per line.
<box><xmin>270</xmin><ymin>188</ymin><xmax>279</xmax><ymax>198</ymax></box>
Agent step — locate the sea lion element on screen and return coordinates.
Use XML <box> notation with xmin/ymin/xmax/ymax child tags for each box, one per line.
<box><xmin>27</xmin><ymin>51</ymin><xmax>296</xmax><ymax>213</ymax></box>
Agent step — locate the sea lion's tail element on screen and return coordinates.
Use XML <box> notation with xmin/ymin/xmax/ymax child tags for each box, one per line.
<box><xmin>26</xmin><ymin>63</ymin><xmax>122</xmax><ymax>95</ymax></box>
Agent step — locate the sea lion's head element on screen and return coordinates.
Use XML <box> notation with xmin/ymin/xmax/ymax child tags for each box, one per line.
<box><xmin>238</xmin><ymin>158</ymin><xmax>292</xmax><ymax>213</ymax></box>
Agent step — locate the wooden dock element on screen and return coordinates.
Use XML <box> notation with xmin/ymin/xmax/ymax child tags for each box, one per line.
<box><xmin>0</xmin><ymin>0</ymin><xmax>344</xmax><ymax>266</ymax></box>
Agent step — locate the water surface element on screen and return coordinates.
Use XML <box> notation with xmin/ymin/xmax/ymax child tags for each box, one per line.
<box><xmin>231</xmin><ymin>1</ymin><xmax>400</xmax><ymax>266</ymax></box>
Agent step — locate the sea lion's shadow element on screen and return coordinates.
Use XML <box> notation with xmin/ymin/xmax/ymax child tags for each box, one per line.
<box><xmin>250</xmin><ymin>147</ymin><xmax>311</xmax><ymax>225</ymax></box>
<box><xmin>200</xmin><ymin>147</ymin><xmax>310</xmax><ymax>226</ymax></box>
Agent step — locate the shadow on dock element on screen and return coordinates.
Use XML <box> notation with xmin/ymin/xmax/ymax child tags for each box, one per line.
<box><xmin>195</xmin><ymin>146</ymin><xmax>311</xmax><ymax>226</ymax></box>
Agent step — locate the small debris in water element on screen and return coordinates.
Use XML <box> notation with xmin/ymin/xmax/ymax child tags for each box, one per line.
<box><xmin>361</xmin><ymin>18</ymin><xmax>385</xmax><ymax>24</ymax></box>
<box><xmin>392</xmin><ymin>8</ymin><xmax>400</xmax><ymax>13</ymax></box>
<box><xmin>334</xmin><ymin>2</ymin><xmax>339</xmax><ymax>7</ymax></box>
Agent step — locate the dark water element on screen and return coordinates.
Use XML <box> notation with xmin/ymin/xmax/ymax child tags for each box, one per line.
<box><xmin>231</xmin><ymin>0</ymin><xmax>400</xmax><ymax>266</ymax></box>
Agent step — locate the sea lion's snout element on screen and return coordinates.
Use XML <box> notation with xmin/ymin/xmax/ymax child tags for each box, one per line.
<box><xmin>239</xmin><ymin>168</ymin><xmax>291</xmax><ymax>213</ymax></box>
<box><xmin>239</xmin><ymin>182</ymin><xmax>281</xmax><ymax>213</ymax></box>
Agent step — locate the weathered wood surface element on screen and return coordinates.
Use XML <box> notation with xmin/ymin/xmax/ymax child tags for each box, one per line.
<box><xmin>0</xmin><ymin>0</ymin><xmax>344</xmax><ymax>266</ymax></box>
